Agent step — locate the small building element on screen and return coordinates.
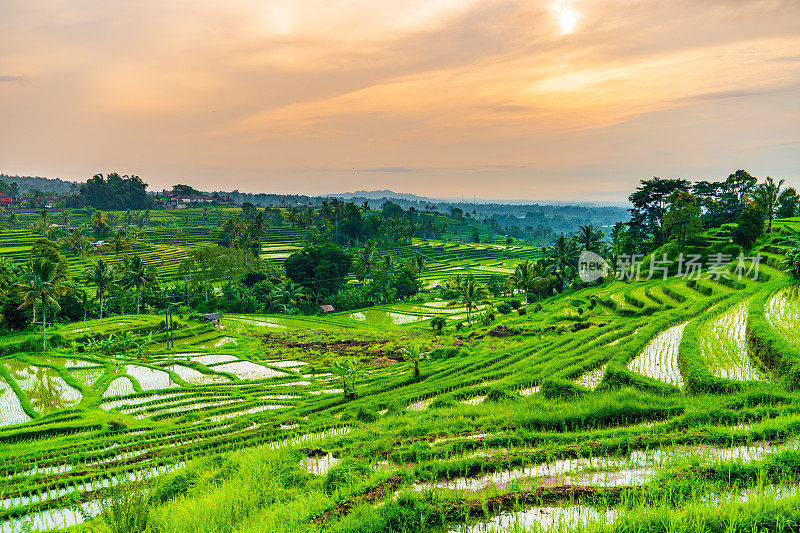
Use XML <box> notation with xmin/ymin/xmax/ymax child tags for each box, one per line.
<box><xmin>200</xmin><ymin>312</ymin><xmax>223</xmax><ymax>326</ymax></box>
<box><xmin>319</xmin><ymin>305</ymin><xmax>335</xmax><ymax>314</ymax></box>
<box><xmin>0</xmin><ymin>193</ymin><xmax>13</xmax><ymax>206</ymax></box>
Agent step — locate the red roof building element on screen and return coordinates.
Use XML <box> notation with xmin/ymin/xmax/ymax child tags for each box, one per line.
<box><xmin>0</xmin><ymin>193</ymin><xmax>13</xmax><ymax>206</ymax></box>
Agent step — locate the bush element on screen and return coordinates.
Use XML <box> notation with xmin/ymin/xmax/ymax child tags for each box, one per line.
<box><xmin>518</xmin><ymin>307</ymin><xmax>527</xmax><ymax>316</ymax></box>
<box><xmin>496</xmin><ymin>303</ymin><xmax>512</xmax><ymax>315</ymax></box>
<box><xmin>430</xmin><ymin>316</ymin><xmax>446</xmax><ymax>335</ymax></box>
<box><xmin>505</xmin><ymin>300</ymin><xmax>521</xmax><ymax>310</ymax></box>
<box><xmin>322</xmin><ymin>457</ymin><xmax>371</xmax><ymax>494</ymax></box>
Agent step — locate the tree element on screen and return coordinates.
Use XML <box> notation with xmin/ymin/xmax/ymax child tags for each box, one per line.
<box><xmin>663</xmin><ymin>190</ymin><xmax>703</xmax><ymax>252</ymax></box>
<box><xmin>508</xmin><ymin>260</ymin><xmax>536</xmax><ymax>304</ymax></box>
<box><xmin>17</xmin><ymin>258</ymin><xmax>69</xmax><ymax>350</ymax></box>
<box><xmin>777</xmin><ymin>188</ymin><xmax>799</xmax><ymax>219</ymax></box>
<box><xmin>29</xmin><ymin>238</ymin><xmax>70</xmax><ymax>280</ymax></box>
<box><xmin>574</xmin><ymin>225</ymin><xmax>604</xmax><ymax>252</ymax></box>
<box><xmin>628</xmin><ymin>178</ymin><xmax>690</xmax><ymax>247</ymax></box>
<box><xmin>249</xmin><ymin>211</ymin><xmax>270</xmax><ymax>257</ymax></box>
<box><xmin>110</xmin><ymin>230</ymin><xmax>131</xmax><ymax>258</ymax></box>
<box><xmin>547</xmin><ymin>234</ymin><xmax>579</xmax><ymax>292</ymax></box>
<box><xmin>91</xmin><ymin>210</ymin><xmax>108</xmax><ymax>232</ymax></box>
<box><xmin>171</xmin><ymin>184</ymin><xmax>202</xmax><ymax>197</ymax></box>
<box><xmin>122</xmin><ymin>255</ymin><xmax>156</xmax><ymax>314</ymax></box>
<box><xmin>180</xmin><ymin>246</ymin><xmax>230</xmax><ymax>302</ymax></box>
<box><xmin>353</xmin><ymin>240</ymin><xmax>377</xmax><ymax>286</ymax></box>
<box><xmin>72</xmin><ymin>173</ymin><xmax>152</xmax><ymax>210</ymax></box>
<box><xmin>732</xmin><ymin>204</ymin><xmax>765</xmax><ymax>249</ymax></box>
<box><xmin>285</xmin><ymin>244</ymin><xmax>352</xmax><ymax>298</ymax></box>
<box><xmin>85</xmin><ymin>259</ymin><xmax>117</xmax><ymax>319</ymax></box>
<box><xmin>404</xmin><ymin>345</ymin><xmax>430</xmax><ymax>377</ymax></box>
<box><xmin>752</xmin><ymin>177</ymin><xmax>785</xmax><ymax>233</ymax></box>
<box><xmin>271</xmin><ymin>280</ymin><xmax>306</xmax><ymax>310</ymax></box>
<box><xmin>431</xmin><ymin>316</ymin><xmax>446</xmax><ymax>335</ymax></box>
<box><xmin>447</xmin><ymin>274</ymin><xmax>490</xmax><ymax>326</ymax></box>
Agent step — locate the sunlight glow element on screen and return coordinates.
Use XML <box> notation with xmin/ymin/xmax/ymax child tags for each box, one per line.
<box><xmin>554</xmin><ymin>2</ymin><xmax>579</xmax><ymax>35</ymax></box>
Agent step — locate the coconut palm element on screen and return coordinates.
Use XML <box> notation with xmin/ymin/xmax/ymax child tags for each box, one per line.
<box><xmin>17</xmin><ymin>258</ymin><xmax>69</xmax><ymax>350</ymax></box>
<box><xmin>110</xmin><ymin>229</ymin><xmax>131</xmax><ymax>259</ymax></box>
<box><xmin>353</xmin><ymin>240</ymin><xmax>377</xmax><ymax>286</ymax></box>
<box><xmin>508</xmin><ymin>260</ymin><xmax>536</xmax><ymax>304</ymax></box>
<box><xmin>249</xmin><ymin>211</ymin><xmax>270</xmax><ymax>257</ymax></box>
<box><xmin>91</xmin><ymin>210</ymin><xmax>108</xmax><ymax>231</ymax></box>
<box><xmin>752</xmin><ymin>177</ymin><xmax>785</xmax><ymax>233</ymax></box>
<box><xmin>447</xmin><ymin>274</ymin><xmax>490</xmax><ymax>326</ymax></box>
<box><xmin>547</xmin><ymin>234</ymin><xmax>579</xmax><ymax>292</ymax></box>
<box><xmin>271</xmin><ymin>280</ymin><xmax>306</xmax><ymax>309</ymax></box>
<box><xmin>574</xmin><ymin>225</ymin><xmax>604</xmax><ymax>252</ymax></box>
<box><xmin>121</xmin><ymin>255</ymin><xmax>156</xmax><ymax>314</ymax></box>
<box><xmin>411</xmin><ymin>252</ymin><xmax>426</xmax><ymax>276</ymax></box>
<box><xmin>84</xmin><ymin>259</ymin><xmax>117</xmax><ymax>319</ymax></box>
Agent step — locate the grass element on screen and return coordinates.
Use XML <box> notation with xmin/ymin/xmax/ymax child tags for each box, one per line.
<box><xmin>1</xmin><ymin>216</ymin><xmax>800</xmax><ymax>532</ymax></box>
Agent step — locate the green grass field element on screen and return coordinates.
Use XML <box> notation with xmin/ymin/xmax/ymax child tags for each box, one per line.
<box><xmin>1</xmin><ymin>214</ymin><xmax>800</xmax><ymax>532</ymax></box>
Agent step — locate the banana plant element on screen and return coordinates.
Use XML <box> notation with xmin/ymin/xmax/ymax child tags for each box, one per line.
<box><xmin>332</xmin><ymin>358</ymin><xmax>367</xmax><ymax>399</ymax></box>
<box><xmin>404</xmin><ymin>345</ymin><xmax>430</xmax><ymax>377</ymax></box>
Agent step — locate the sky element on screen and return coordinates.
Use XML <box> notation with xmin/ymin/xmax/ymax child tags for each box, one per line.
<box><xmin>1</xmin><ymin>0</ymin><xmax>798</xmax><ymax>202</ymax></box>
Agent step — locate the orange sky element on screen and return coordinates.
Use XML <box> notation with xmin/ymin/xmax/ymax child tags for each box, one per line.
<box><xmin>1</xmin><ymin>0</ymin><xmax>798</xmax><ymax>201</ymax></box>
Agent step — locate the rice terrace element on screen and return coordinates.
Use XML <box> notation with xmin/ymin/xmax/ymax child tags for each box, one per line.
<box><xmin>0</xmin><ymin>169</ymin><xmax>798</xmax><ymax>533</ymax></box>
<box><xmin>2</xmin><ymin>2</ymin><xmax>800</xmax><ymax>532</ymax></box>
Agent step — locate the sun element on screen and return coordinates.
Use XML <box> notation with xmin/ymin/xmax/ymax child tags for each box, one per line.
<box><xmin>554</xmin><ymin>2</ymin><xmax>579</xmax><ymax>35</ymax></box>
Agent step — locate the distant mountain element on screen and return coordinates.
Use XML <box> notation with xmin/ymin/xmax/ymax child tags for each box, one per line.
<box><xmin>327</xmin><ymin>189</ymin><xmax>436</xmax><ymax>203</ymax></box>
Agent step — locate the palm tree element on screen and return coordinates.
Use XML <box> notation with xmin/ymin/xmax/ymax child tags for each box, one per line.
<box><xmin>752</xmin><ymin>177</ymin><xmax>786</xmax><ymax>233</ymax></box>
<box><xmin>110</xmin><ymin>230</ymin><xmax>131</xmax><ymax>259</ymax></box>
<box><xmin>412</xmin><ymin>252</ymin><xmax>426</xmax><ymax>276</ymax></box>
<box><xmin>17</xmin><ymin>258</ymin><xmax>69</xmax><ymax>350</ymax></box>
<box><xmin>249</xmin><ymin>211</ymin><xmax>270</xmax><ymax>257</ymax></box>
<box><xmin>574</xmin><ymin>225</ymin><xmax>604</xmax><ymax>252</ymax></box>
<box><xmin>122</xmin><ymin>255</ymin><xmax>156</xmax><ymax>314</ymax></box>
<box><xmin>91</xmin><ymin>210</ymin><xmax>108</xmax><ymax>231</ymax></box>
<box><xmin>547</xmin><ymin>234</ymin><xmax>579</xmax><ymax>292</ymax></box>
<box><xmin>508</xmin><ymin>260</ymin><xmax>536</xmax><ymax>304</ymax></box>
<box><xmin>84</xmin><ymin>259</ymin><xmax>117</xmax><ymax>319</ymax></box>
<box><xmin>447</xmin><ymin>274</ymin><xmax>490</xmax><ymax>326</ymax></box>
<box><xmin>353</xmin><ymin>240</ymin><xmax>377</xmax><ymax>286</ymax></box>
<box><xmin>271</xmin><ymin>280</ymin><xmax>306</xmax><ymax>310</ymax></box>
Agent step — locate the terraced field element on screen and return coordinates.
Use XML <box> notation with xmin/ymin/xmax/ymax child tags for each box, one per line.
<box><xmin>0</xmin><ymin>235</ymin><xmax>799</xmax><ymax>532</ymax></box>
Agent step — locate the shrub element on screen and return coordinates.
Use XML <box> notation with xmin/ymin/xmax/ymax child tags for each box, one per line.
<box><xmin>496</xmin><ymin>303</ymin><xmax>512</xmax><ymax>315</ymax></box>
<box><xmin>430</xmin><ymin>316</ymin><xmax>446</xmax><ymax>334</ymax></box>
<box><xmin>505</xmin><ymin>300</ymin><xmax>521</xmax><ymax>310</ymax></box>
<box><xmin>518</xmin><ymin>307</ymin><xmax>527</xmax><ymax>316</ymax></box>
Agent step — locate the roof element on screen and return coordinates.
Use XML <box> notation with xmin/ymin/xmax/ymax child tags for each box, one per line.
<box><xmin>201</xmin><ymin>312</ymin><xmax>224</xmax><ymax>320</ymax></box>
<box><xmin>319</xmin><ymin>305</ymin><xmax>335</xmax><ymax>313</ymax></box>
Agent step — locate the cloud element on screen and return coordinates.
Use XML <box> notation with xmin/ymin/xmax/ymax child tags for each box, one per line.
<box><xmin>0</xmin><ymin>75</ymin><xmax>24</xmax><ymax>82</ymax></box>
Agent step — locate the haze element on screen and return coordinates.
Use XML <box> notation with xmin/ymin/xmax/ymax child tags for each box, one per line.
<box><xmin>1</xmin><ymin>0</ymin><xmax>798</xmax><ymax>201</ymax></box>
